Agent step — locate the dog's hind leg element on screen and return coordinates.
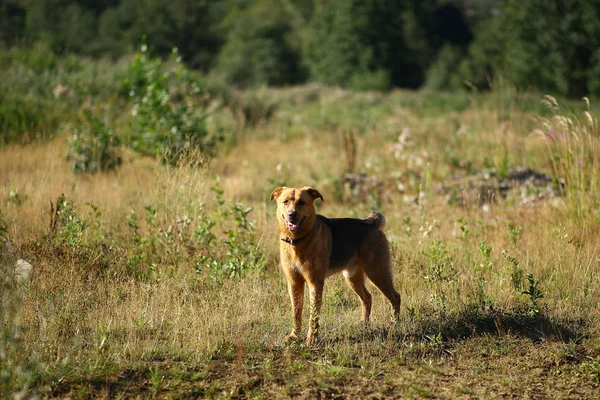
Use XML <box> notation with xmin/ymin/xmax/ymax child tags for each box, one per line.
<box><xmin>360</xmin><ymin>233</ymin><xmax>401</xmax><ymax>321</ymax></box>
<box><xmin>365</xmin><ymin>266</ymin><xmax>401</xmax><ymax>322</ymax></box>
<box><xmin>343</xmin><ymin>269</ymin><xmax>372</xmax><ymax>323</ymax></box>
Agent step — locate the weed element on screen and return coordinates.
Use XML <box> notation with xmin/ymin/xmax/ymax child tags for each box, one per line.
<box><xmin>580</xmin><ymin>357</ymin><xmax>600</xmax><ymax>383</ymax></box>
<box><xmin>502</xmin><ymin>250</ymin><xmax>523</xmax><ymax>291</ymax></box>
<box><xmin>403</xmin><ymin>216</ymin><xmax>412</xmax><ymax>237</ymax></box>
<box><xmin>422</xmin><ymin>240</ymin><xmax>455</xmax><ymax>312</ymax></box>
<box><xmin>0</xmin><ymin>210</ymin><xmax>8</xmax><ymax>240</ymax></box>
<box><xmin>458</xmin><ymin>220</ymin><xmax>470</xmax><ymax>240</ymax></box>
<box><xmin>423</xmin><ymin>240</ymin><xmax>454</xmax><ymax>283</ymax></box>
<box><xmin>66</xmin><ymin>110</ymin><xmax>122</xmax><ymax>173</ymax></box>
<box><xmin>50</xmin><ymin>195</ymin><xmax>88</xmax><ymax>249</ymax></box>
<box><xmin>125</xmin><ymin>209</ymin><xmax>154</xmax><ymax>280</ymax></box>
<box><xmin>8</xmin><ymin>188</ymin><xmax>21</xmax><ymax>205</ymax></box>
<box><xmin>326</xmin><ymin>288</ymin><xmax>351</xmax><ymax>309</ymax></box>
<box><xmin>478</xmin><ymin>240</ymin><xmax>492</xmax><ymax>258</ymax></box>
<box><xmin>200</xmin><ymin>178</ymin><xmax>266</xmax><ymax>282</ymax></box>
<box><xmin>194</xmin><ymin>205</ymin><xmax>217</xmax><ymax>245</ymax></box>
<box><xmin>522</xmin><ymin>273</ymin><xmax>544</xmax><ymax>316</ymax></box>
<box><xmin>507</xmin><ymin>223</ymin><xmax>522</xmax><ymax>245</ymax></box>
<box><xmin>149</xmin><ymin>365</ymin><xmax>165</xmax><ymax>396</ymax></box>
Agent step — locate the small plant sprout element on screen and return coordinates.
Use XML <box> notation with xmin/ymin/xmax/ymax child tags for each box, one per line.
<box><xmin>507</xmin><ymin>223</ymin><xmax>522</xmax><ymax>245</ymax></box>
<box><xmin>502</xmin><ymin>250</ymin><xmax>523</xmax><ymax>290</ymax></box>
<box><xmin>458</xmin><ymin>220</ymin><xmax>470</xmax><ymax>240</ymax></box>
<box><xmin>522</xmin><ymin>273</ymin><xmax>544</xmax><ymax>315</ymax></box>
<box><xmin>478</xmin><ymin>240</ymin><xmax>492</xmax><ymax>258</ymax></box>
<box><xmin>9</xmin><ymin>188</ymin><xmax>21</xmax><ymax>205</ymax></box>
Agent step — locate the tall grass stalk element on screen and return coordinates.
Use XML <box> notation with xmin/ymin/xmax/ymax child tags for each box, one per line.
<box><xmin>535</xmin><ymin>96</ymin><xmax>599</xmax><ymax>224</ymax></box>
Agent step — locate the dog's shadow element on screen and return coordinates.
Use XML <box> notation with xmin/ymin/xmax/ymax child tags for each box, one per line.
<box><xmin>319</xmin><ymin>306</ymin><xmax>585</xmax><ymax>348</ymax></box>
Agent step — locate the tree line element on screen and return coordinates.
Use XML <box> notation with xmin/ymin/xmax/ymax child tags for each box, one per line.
<box><xmin>1</xmin><ymin>0</ymin><xmax>599</xmax><ymax>97</ymax></box>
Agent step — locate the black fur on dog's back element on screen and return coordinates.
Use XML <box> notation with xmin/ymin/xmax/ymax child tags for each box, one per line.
<box><xmin>319</xmin><ymin>214</ymin><xmax>385</xmax><ymax>270</ymax></box>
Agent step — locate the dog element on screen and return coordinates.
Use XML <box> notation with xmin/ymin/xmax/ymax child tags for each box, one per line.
<box><xmin>271</xmin><ymin>186</ymin><xmax>401</xmax><ymax>346</ymax></box>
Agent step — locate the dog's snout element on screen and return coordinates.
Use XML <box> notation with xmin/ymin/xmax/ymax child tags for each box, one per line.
<box><xmin>288</xmin><ymin>210</ymin><xmax>298</xmax><ymax>220</ymax></box>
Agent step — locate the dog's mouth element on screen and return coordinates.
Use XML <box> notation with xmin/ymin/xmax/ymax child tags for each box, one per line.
<box><xmin>283</xmin><ymin>215</ymin><xmax>306</xmax><ymax>232</ymax></box>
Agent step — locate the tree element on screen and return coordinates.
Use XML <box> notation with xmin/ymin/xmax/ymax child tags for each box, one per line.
<box><xmin>306</xmin><ymin>0</ymin><xmax>472</xmax><ymax>90</ymax></box>
<box><xmin>500</xmin><ymin>0</ymin><xmax>600</xmax><ymax>97</ymax></box>
<box><xmin>0</xmin><ymin>0</ymin><xmax>26</xmax><ymax>45</ymax></box>
<box><xmin>216</xmin><ymin>0</ymin><xmax>305</xmax><ymax>87</ymax></box>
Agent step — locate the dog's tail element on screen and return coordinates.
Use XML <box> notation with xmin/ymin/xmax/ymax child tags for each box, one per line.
<box><xmin>366</xmin><ymin>211</ymin><xmax>386</xmax><ymax>230</ymax></box>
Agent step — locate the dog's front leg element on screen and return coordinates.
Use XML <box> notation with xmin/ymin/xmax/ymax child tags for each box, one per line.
<box><xmin>305</xmin><ymin>279</ymin><xmax>324</xmax><ymax>346</ymax></box>
<box><xmin>285</xmin><ymin>271</ymin><xmax>305</xmax><ymax>342</ymax></box>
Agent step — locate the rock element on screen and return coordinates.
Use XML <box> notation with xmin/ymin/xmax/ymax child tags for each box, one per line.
<box><xmin>14</xmin><ymin>259</ymin><xmax>33</xmax><ymax>283</ymax></box>
<box><xmin>442</xmin><ymin>167</ymin><xmax>558</xmax><ymax>207</ymax></box>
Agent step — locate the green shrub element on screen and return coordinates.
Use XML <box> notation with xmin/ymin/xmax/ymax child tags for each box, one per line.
<box><xmin>50</xmin><ymin>195</ymin><xmax>88</xmax><ymax>249</ymax></box>
<box><xmin>0</xmin><ymin>41</ymin><xmax>57</xmax><ymax>72</ymax></box>
<box><xmin>349</xmin><ymin>69</ymin><xmax>391</xmax><ymax>92</ymax></box>
<box><xmin>0</xmin><ymin>93</ymin><xmax>61</xmax><ymax>145</ymax></box>
<box><xmin>66</xmin><ymin>110</ymin><xmax>122</xmax><ymax>174</ymax></box>
<box><xmin>200</xmin><ymin>178</ymin><xmax>266</xmax><ymax>283</ymax></box>
<box><xmin>121</xmin><ymin>43</ymin><xmax>217</xmax><ymax>164</ymax></box>
<box><xmin>0</xmin><ymin>210</ymin><xmax>8</xmax><ymax>240</ymax></box>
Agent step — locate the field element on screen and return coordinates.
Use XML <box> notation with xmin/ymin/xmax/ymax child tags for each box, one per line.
<box><xmin>2</xmin><ymin>50</ymin><xmax>600</xmax><ymax>398</ymax></box>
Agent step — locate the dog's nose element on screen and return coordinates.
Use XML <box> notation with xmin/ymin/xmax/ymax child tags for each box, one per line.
<box><xmin>288</xmin><ymin>211</ymin><xmax>298</xmax><ymax>220</ymax></box>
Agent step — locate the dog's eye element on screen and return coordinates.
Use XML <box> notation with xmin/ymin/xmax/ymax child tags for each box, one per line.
<box><xmin>297</xmin><ymin>200</ymin><xmax>305</xmax><ymax>206</ymax></box>
<box><xmin>283</xmin><ymin>200</ymin><xmax>289</xmax><ymax>205</ymax></box>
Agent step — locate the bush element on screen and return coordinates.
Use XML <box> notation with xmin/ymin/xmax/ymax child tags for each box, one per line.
<box><xmin>0</xmin><ymin>93</ymin><xmax>62</xmax><ymax>145</ymax></box>
<box><xmin>121</xmin><ymin>43</ymin><xmax>218</xmax><ymax>164</ymax></box>
<box><xmin>349</xmin><ymin>69</ymin><xmax>391</xmax><ymax>92</ymax></box>
<box><xmin>66</xmin><ymin>110</ymin><xmax>122</xmax><ymax>174</ymax></box>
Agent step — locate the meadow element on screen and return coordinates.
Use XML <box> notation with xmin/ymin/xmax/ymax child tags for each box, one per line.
<box><xmin>1</xmin><ymin>47</ymin><xmax>600</xmax><ymax>398</ymax></box>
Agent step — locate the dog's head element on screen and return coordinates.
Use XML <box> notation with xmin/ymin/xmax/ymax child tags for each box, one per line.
<box><xmin>270</xmin><ymin>186</ymin><xmax>323</xmax><ymax>234</ymax></box>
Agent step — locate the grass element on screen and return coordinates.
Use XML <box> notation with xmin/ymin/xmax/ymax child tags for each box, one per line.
<box><xmin>1</xmin><ymin>47</ymin><xmax>600</xmax><ymax>398</ymax></box>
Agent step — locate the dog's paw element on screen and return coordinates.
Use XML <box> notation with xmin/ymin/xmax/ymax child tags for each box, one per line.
<box><xmin>284</xmin><ymin>332</ymin><xmax>299</xmax><ymax>343</ymax></box>
<box><xmin>304</xmin><ymin>335</ymin><xmax>315</xmax><ymax>347</ymax></box>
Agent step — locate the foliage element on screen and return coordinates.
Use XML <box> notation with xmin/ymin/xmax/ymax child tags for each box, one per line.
<box><xmin>425</xmin><ymin>44</ymin><xmax>467</xmax><ymax>91</ymax></box>
<box><xmin>0</xmin><ymin>89</ymin><xmax>63</xmax><ymax>145</ymax></box>
<box><xmin>121</xmin><ymin>42</ymin><xmax>217</xmax><ymax>164</ymax></box>
<box><xmin>522</xmin><ymin>273</ymin><xmax>544</xmax><ymax>315</ymax></box>
<box><xmin>0</xmin><ymin>210</ymin><xmax>8</xmax><ymax>240</ymax></box>
<box><xmin>50</xmin><ymin>194</ymin><xmax>88</xmax><ymax>249</ymax></box>
<box><xmin>305</xmin><ymin>0</ymin><xmax>400</xmax><ymax>90</ymax></box>
<box><xmin>66</xmin><ymin>110</ymin><xmax>122</xmax><ymax>173</ymax></box>
<box><xmin>3</xmin><ymin>0</ymin><xmax>600</xmax><ymax>95</ymax></box>
<box><xmin>216</xmin><ymin>0</ymin><xmax>305</xmax><ymax>87</ymax></box>
<box><xmin>452</xmin><ymin>16</ymin><xmax>506</xmax><ymax>90</ymax></box>
<box><xmin>306</xmin><ymin>0</ymin><xmax>470</xmax><ymax>90</ymax></box>
<box><xmin>499</xmin><ymin>0</ymin><xmax>600</xmax><ymax>97</ymax></box>
<box><xmin>201</xmin><ymin>178</ymin><xmax>266</xmax><ymax>283</ymax></box>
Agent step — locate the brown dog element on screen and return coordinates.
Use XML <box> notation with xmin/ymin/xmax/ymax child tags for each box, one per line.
<box><xmin>271</xmin><ymin>186</ymin><xmax>401</xmax><ymax>346</ymax></box>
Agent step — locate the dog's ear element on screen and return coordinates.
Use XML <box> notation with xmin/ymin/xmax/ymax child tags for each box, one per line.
<box><xmin>305</xmin><ymin>187</ymin><xmax>324</xmax><ymax>202</ymax></box>
<box><xmin>270</xmin><ymin>187</ymin><xmax>285</xmax><ymax>201</ymax></box>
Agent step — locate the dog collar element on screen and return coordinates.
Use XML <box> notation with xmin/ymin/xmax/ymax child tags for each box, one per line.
<box><xmin>281</xmin><ymin>225</ymin><xmax>315</xmax><ymax>245</ymax></box>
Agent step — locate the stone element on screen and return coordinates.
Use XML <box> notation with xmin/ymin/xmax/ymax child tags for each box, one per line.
<box><xmin>14</xmin><ymin>259</ymin><xmax>33</xmax><ymax>283</ymax></box>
